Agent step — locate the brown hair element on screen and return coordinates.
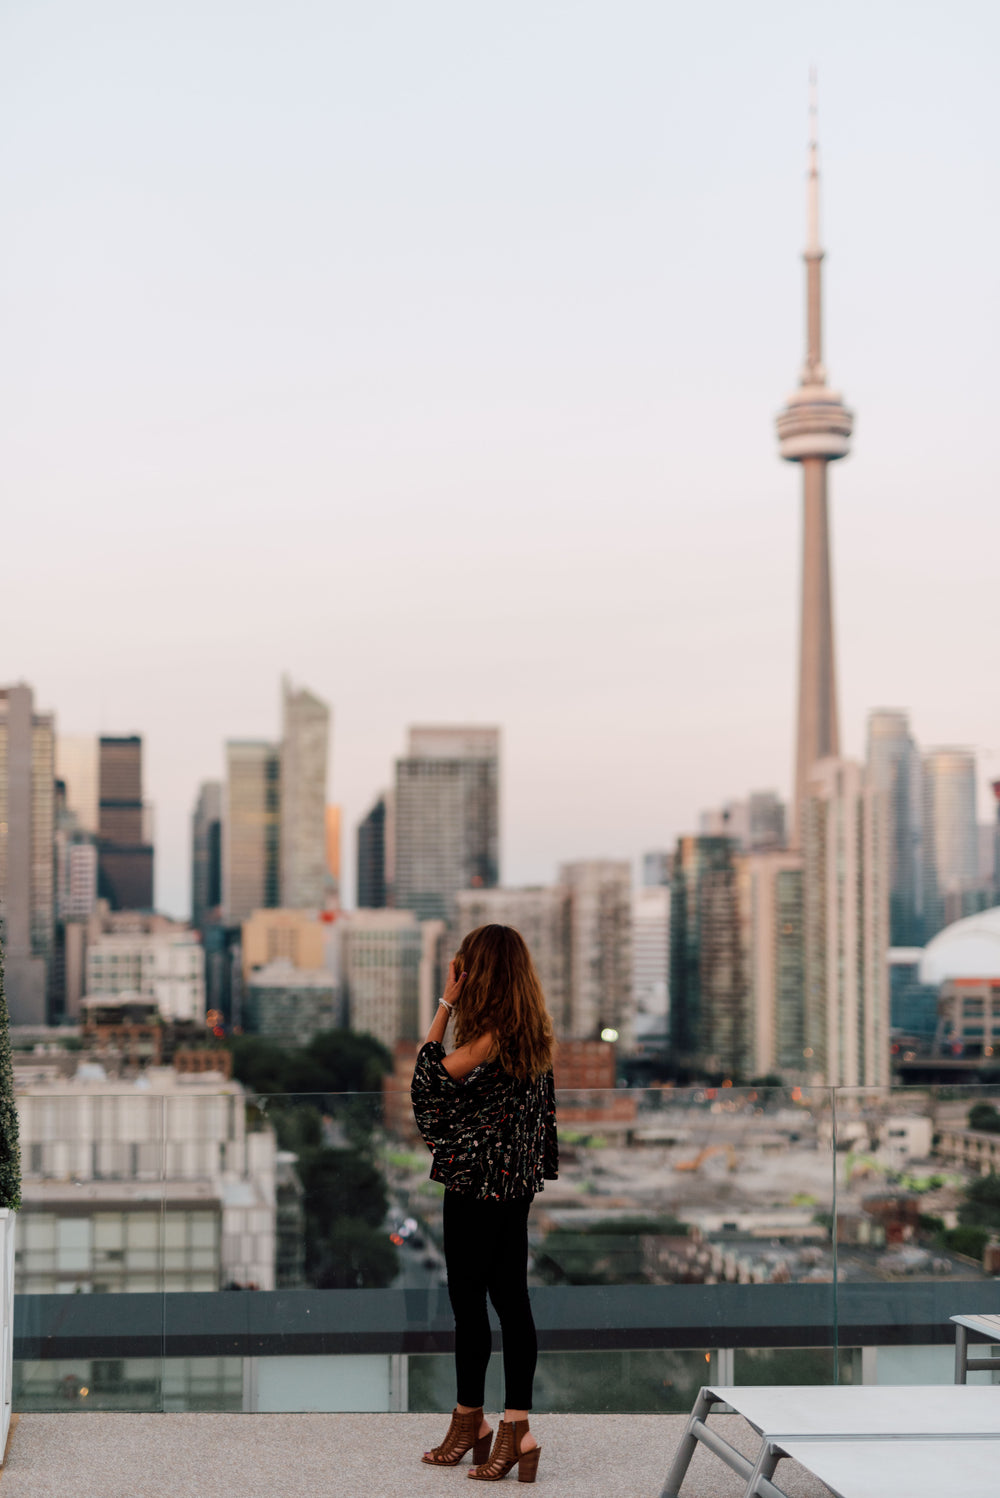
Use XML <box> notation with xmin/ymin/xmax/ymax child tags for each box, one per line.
<box><xmin>452</xmin><ymin>924</ymin><xmax>554</xmax><ymax>1082</ymax></box>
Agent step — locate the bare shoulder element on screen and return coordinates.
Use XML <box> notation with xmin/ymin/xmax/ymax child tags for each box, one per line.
<box><xmin>441</xmin><ymin>1030</ymin><xmax>496</xmax><ymax>1080</ymax></box>
<box><xmin>470</xmin><ymin>1030</ymin><xmax>496</xmax><ymax>1062</ymax></box>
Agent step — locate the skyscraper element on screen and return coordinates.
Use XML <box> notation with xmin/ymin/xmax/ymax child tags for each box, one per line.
<box><xmin>776</xmin><ymin>81</ymin><xmax>853</xmax><ymax>841</ymax></box>
<box><xmin>802</xmin><ymin>758</ymin><xmax>889</xmax><ymax>1087</ymax></box>
<box><xmin>279</xmin><ymin>678</ymin><xmax>330</xmax><ymax>910</ymax></box>
<box><xmin>223</xmin><ymin>741</ymin><xmax>280</xmax><ymax>923</ymax></box>
<box><xmin>98</xmin><ymin>735</ymin><xmax>154</xmax><ymax>910</ymax></box>
<box><xmin>866</xmin><ymin>709</ymin><xmax>924</xmax><ymax>946</ymax></box>
<box><xmin>0</xmin><ymin>684</ymin><xmax>56</xmax><ymax>1024</ymax></box>
<box><xmin>454</xmin><ymin>885</ymin><xmax>573</xmax><ymax>1036</ymax></box>
<box><xmin>55</xmin><ymin>735</ymin><xmax>99</xmax><ymax>833</ymax></box>
<box><xmin>191</xmin><ymin>781</ymin><xmax>223</xmax><ymax>930</ymax></box>
<box><xmin>357</xmin><ymin>794</ymin><xmax>389</xmax><ymax>909</ymax></box>
<box><xmin>558</xmin><ymin>860</ymin><xmax>634</xmax><ymax>1046</ymax></box>
<box><xmin>632</xmin><ymin>884</ymin><xmax>670</xmax><ymax>1039</ymax></box>
<box><xmin>737</xmin><ymin>849</ymin><xmax>805</xmax><ymax>1077</ymax></box>
<box><xmin>340</xmin><ymin>910</ymin><xmax>424</xmax><ymax>1050</ymax></box>
<box><xmin>393</xmin><ymin>726</ymin><xmax>499</xmax><ymax>922</ymax></box>
<box><xmin>669</xmin><ymin>837</ymin><xmax>747</xmax><ymax>1076</ymax></box>
<box><xmin>922</xmin><ymin>748</ymin><xmax>980</xmax><ymax>937</ymax></box>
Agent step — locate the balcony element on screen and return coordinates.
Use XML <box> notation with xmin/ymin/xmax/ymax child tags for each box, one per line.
<box><xmin>7</xmin><ymin>1080</ymin><xmax>1000</xmax><ymax>1493</ymax></box>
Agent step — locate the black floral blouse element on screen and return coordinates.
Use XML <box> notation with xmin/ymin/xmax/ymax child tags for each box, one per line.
<box><xmin>410</xmin><ymin>1041</ymin><xmax>558</xmax><ymax>1202</ymax></box>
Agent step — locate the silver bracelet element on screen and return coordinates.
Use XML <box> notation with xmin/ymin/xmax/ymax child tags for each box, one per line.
<box><xmin>439</xmin><ymin>998</ymin><xmax>454</xmax><ymax>1013</ymax></box>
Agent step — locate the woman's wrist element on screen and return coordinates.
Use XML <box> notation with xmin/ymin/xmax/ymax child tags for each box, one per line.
<box><xmin>439</xmin><ymin>998</ymin><xmax>454</xmax><ymax>1014</ymax></box>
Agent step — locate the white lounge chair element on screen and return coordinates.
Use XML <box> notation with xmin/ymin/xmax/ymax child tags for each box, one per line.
<box><xmin>661</xmin><ymin>1383</ymin><xmax>1000</xmax><ymax>1498</ymax></box>
<box><xmin>952</xmin><ymin>1313</ymin><xmax>1000</xmax><ymax>1383</ymax></box>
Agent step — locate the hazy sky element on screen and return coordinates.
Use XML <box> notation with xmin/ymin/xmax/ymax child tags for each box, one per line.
<box><xmin>2</xmin><ymin>1</ymin><xmax>997</xmax><ymax>917</ymax></box>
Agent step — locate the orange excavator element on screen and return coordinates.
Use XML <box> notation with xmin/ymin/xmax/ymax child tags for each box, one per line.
<box><xmin>673</xmin><ymin>1144</ymin><xmax>739</xmax><ymax>1173</ymax></box>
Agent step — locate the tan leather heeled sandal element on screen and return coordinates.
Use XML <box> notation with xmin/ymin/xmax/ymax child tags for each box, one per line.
<box><xmin>422</xmin><ymin>1406</ymin><xmax>493</xmax><ymax>1467</ymax></box>
<box><xmin>467</xmin><ymin>1419</ymin><xmax>541</xmax><ymax>1483</ymax></box>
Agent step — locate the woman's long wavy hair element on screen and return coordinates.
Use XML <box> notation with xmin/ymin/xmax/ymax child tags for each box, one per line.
<box><xmin>452</xmin><ymin>924</ymin><xmax>554</xmax><ymax>1082</ymax></box>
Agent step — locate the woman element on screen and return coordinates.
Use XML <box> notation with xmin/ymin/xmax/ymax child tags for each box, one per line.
<box><xmin>411</xmin><ymin>924</ymin><xmax>558</xmax><ymax>1483</ymax></box>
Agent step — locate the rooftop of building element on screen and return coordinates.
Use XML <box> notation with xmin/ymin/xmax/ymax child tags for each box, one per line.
<box><xmin>0</xmin><ymin>1411</ymin><xmax>833</xmax><ymax>1498</ymax></box>
<box><xmin>14</xmin><ymin>1063</ymin><xmax>243</xmax><ymax>1096</ymax></box>
<box><xmin>246</xmin><ymin>958</ymin><xmax>336</xmax><ymax>988</ymax></box>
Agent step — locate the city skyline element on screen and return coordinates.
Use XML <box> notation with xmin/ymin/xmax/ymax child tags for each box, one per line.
<box><xmin>2</xmin><ymin>3</ymin><xmax>997</xmax><ymax>917</ymax></box>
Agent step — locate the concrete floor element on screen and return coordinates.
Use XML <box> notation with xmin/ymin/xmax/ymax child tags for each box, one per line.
<box><xmin>0</xmin><ymin>1412</ymin><xmax>835</xmax><ymax>1498</ymax></box>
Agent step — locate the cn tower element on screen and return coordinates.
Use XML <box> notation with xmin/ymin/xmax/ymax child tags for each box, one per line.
<box><xmin>776</xmin><ymin>77</ymin><xmax>853</xmax><ymax>844</ymax></box>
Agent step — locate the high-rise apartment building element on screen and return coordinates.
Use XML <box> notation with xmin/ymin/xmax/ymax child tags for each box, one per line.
<box><xmin>737</xmin><ymin>850</ymin><xmax>805</xmax><ymax>1077</ymax></box>
<box><xmin>866</xmin><ymin>710</ymin><xmax>924</xmax><ymax>947</ymax></box>
<box><xmin>669</xmin><ymin>836</ymin><xmax>748</xmax><ymax>1075</ymax></box>
<box><xmin>632</xmin><ymin>885</ymin><xmax>670</xmax><ymax>1039</ymax></box>
<box><xmin>776</xmin><ymin>83</ymin><xmax>853</xmax><ymax>842</ymax></box>
<box><xmin>357</xmin><ymin>794</ymin><xmax>389</xmax><ymax>909</ymax></box>
<box><xmin>191</xmin><ymin>781</ymin><xmax>223</xmax><ymax>930</ymax></box>
<box><xmin>223</xmin><ymin>741</ymin><xmax>280</xmax><ymax>923</ymax></box>
<box><xmin>922</xmin><ymin>748</ymin><xmax>980</xmax><ymax>939</ymax></box>
<box><xmin>801</xmin><ymin>758</ymin><xmax>889</xmax><ymax>1087</ymax></box>
<box><xmin>279</xmin><ymin>679</ymin><xmax>330</xmax><ymax>910</ymax></box>
<box><xmin>453</xmin><ymin>886</ymin><xmax>573</xmax><ymax>1036</ymax></box>
<box><xmin>0</xmin><ymin>684</ymin><xmax>56</xmax><ymax>1024</ymax></box>
<box><xmin>558</xmin><ymin>860</ymin><xmax>633</xmax><ymax>1046</ymax></box>
<box><xmin>98</xmin><ymin>735</ymin><xmax>154</xmax><ymax>911</ymax></box>
<box><xmin>393</xmin><ymin>726</ymin><xmax>499</xmax><ymax>921</ymax></box>
<box><xmin>340</xmin><ymin>910</ymin><xmax>425</xmax><ymax>1052</ymax></box>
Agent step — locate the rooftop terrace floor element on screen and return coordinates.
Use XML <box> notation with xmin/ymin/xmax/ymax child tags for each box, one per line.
<box><xmin>0</xmin><ymin>1412</ymin><xmax>832</xmax><ymax>1498</ymax></box>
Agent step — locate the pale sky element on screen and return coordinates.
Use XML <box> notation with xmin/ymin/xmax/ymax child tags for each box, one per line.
<box><xmin>1</xmin><ymin>1</ymin><xmax>997</xmax><ymax>917</ymax></box>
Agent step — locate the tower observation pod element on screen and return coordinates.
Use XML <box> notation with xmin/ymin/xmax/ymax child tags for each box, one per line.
<box><xmin>776</xmin><ymin>74</ymin><xmax>853</xmax><ymax>844</ymax></box>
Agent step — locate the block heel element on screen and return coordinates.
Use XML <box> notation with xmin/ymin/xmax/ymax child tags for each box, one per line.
<box><xmin>517</xmin><ymin>1445</ymin><xmax>541</xmax><ymax>1483</ymax></box>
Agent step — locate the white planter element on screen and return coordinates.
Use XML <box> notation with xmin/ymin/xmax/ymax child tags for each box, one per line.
<box><xmin>0</xmin><ymin>1210</ymin><xmax>13</xmax><ymax>1458</ymax></box>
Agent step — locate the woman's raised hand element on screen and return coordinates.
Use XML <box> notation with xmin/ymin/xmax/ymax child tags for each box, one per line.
<box><xmin>443</xmin><ymin>961</ymin><xmax>467</xmax><ymax>1008</ymax></box>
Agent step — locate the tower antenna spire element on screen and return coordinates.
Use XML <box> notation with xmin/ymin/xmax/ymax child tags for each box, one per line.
<box><xmin>803</xmin><ymin>66</ymin><xmax>824</xmax><ymax>384</ymax></box>
<box><xmin>807</xmin><ymin>65</ymin><xmax>820</xmax><ymax>257</ymax></box>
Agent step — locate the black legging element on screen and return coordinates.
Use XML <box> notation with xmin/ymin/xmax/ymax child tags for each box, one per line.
<box><xmin>443</xmin><ymin>1189</ymin><xmax>537</xmax><ymax>1411</ymax></box>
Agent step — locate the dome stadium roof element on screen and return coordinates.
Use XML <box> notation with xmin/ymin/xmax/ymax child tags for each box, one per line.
<box><xmin>919</xmin><ymin>907</ymin><xmax>1000</xmax><ymax>986</ymax></box>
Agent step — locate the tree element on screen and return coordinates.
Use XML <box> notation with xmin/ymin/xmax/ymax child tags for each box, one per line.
<box><xmin>296</xmin><ymin>1147</ymin><xmax>388</xmax><ymax>1233</ymax></box>
<box><xmin>227</xmin><ymin>1028</ymin><xmax>392</xmax><ymax>1098</ymax></box>
<box><xmin>0</xmin><ymin>945</ymin><xmax>20</xmax><ymax>1210</ymax></box>
<box><xmin>313</xmin><ymin>1218</ymin><xmax>398</xmax><ymax>1289</ymax></box>
<box><xmin>958</xmin><ymin>1173</ymin><xmax>1000</xmax><ymax>1233</ymax></box>
<box><xmin>967</xmin><ymin>1102</ymin><xmax>1000</xmax><ymax>1134</ymax></box>
<box><xmin>303</xmin><ymin>1030</ymin><xmax>393</xmax><ymax>1095</ymax></box>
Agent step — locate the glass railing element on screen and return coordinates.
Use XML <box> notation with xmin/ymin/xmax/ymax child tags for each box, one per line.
<box><xmin>11</xmin><ymin>1078</ymin><xmax>1000</xmax><ymax>1411</ymax></box>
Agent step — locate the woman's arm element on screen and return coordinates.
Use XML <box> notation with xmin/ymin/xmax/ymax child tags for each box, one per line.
<box><xmin>422</xmin><ymin>960</ymin><xmax>493</xmax><ymax>1080</ymax></box>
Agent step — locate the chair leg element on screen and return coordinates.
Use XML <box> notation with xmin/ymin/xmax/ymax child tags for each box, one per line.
<box><xmin>741</xmin><ymin>1440</ymin><xmax>781</xmax><ymax>1498</ymax></box>
<box><xmin>955</xmin><ymin>1324</ymin><xmax>968</xmax><ymax>1385</ymax></box>
<box><xmin>660</xmin><ymin>1388</ymin><xmax>715</xmax><ymax>1498</ymax></box>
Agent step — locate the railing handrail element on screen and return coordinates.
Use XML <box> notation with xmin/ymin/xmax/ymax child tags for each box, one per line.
<box><xmin>15</xmin><ymin>1280</ymin><xmax>1000</xmax><ymax>1360</ymax></box>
